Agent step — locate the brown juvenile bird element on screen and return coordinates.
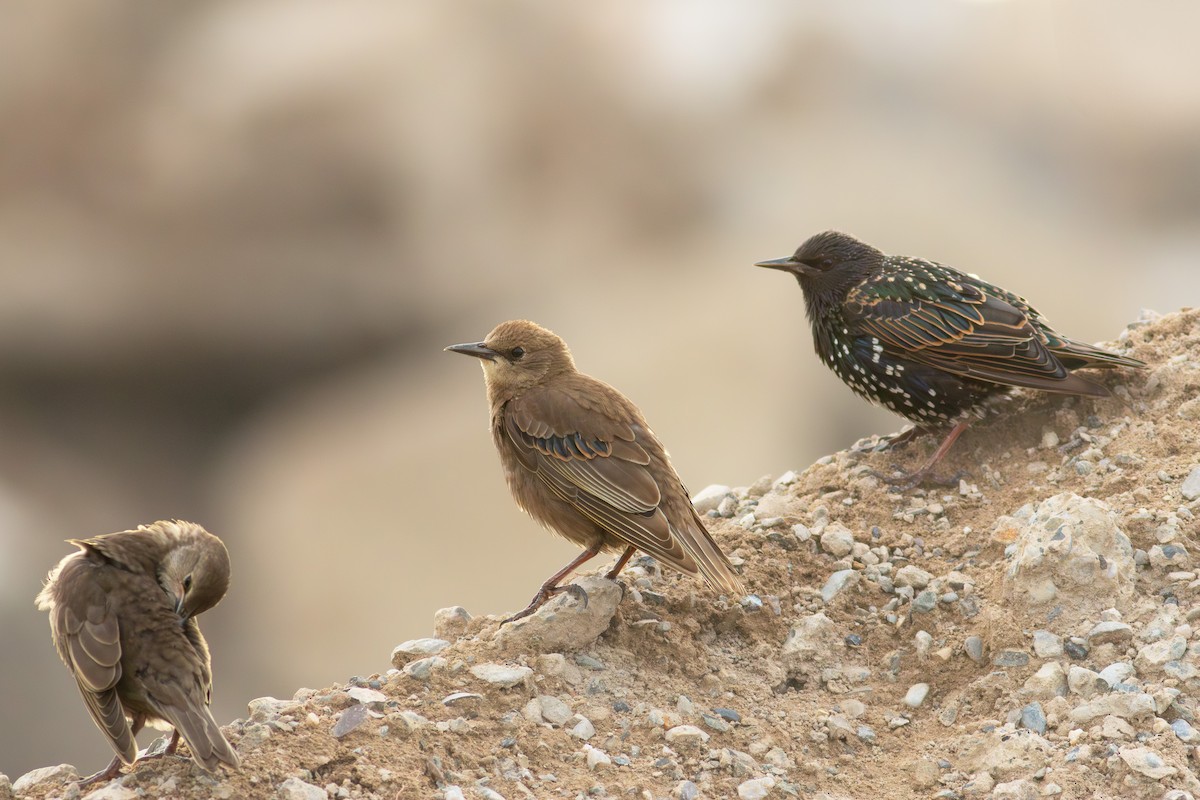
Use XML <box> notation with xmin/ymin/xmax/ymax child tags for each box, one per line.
<box><xmin>36</xmin><ymin>520</ymin><xmax>240</xmax><ymax>785</ymax></box>
<box><xmin>447</xmin><ymin>320</ymin><xmax>744</xmax><ymax>622</ymax></box>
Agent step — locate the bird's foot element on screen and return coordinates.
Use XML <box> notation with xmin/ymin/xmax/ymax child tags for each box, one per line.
<box><xmin>502</xmin><ymin>582</ymin><xmax>590</xmax><ymax>625</ymax></box>
<box><xmin>76</xmin><ymin>757</ymin><xmax>125</xmax><ymax>788</ymax></box>
<box><xmin>868</xmin><ymin>465</ymin><xmax>969</xmax><ymax>491</ymax></box>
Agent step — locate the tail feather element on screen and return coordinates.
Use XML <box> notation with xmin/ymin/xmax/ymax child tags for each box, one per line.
<box><xmin>167</xmin><ymin>705</ymin><xmax>240</xmax><ymax>773</ymax></box>
<box><xmin>1050</xmin><ymin>337</ymin><xmax>1146</xmax><ymax>371</ymax></box>
<box><xmin>675</xmin><ymin>512</ymin><xmax>745</xmax><ymax>597</ymax></box>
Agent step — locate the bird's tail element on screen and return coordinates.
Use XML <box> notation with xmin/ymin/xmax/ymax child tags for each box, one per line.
<box><xmin>676</xmin><ymin>512</ymin><xmax>745</xmax><ymax>597</ymax></box>
<box><xmin>1049</xmin><ymin>337</ymin><xmax>1146</xmax><ymax>371</ymax></box>
<box><xmin>168</xmin><ymin>704</ymin><xmax>241</xmax><ymax>773</ymax></box>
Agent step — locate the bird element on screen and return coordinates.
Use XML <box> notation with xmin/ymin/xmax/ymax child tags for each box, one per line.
<box><xmin>446</xmin><ymin>319</ymin><xmax>744</xmax><ymax>623</ymax></box>
<box><xmin>36</xmin><ymin>520</ymin><xmax>240</xmax><ymax>786</ymax></box>
<box><xmin>756</xmin><ymin>231</ymin><xmax>1145</xmax><ymax>488</ymax></box>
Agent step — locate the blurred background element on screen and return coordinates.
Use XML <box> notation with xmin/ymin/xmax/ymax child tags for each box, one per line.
<box><xmin>2</xmin><ymin>0</ymin><xmax>1197</xmax><ymax>777</ymax></box>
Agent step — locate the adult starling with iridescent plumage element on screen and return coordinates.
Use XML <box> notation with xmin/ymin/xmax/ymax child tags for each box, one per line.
<box><xmin>757</xmin><ymin>231</ymin><xmax>1145</xmax><ymax>487</ymax></box>
<box><xmin>37</xmin><ymin>520</ymin><xmax>240</xmax><ymax>785</ymax></box>
<box><xmin>447</xmin><ymin>320</ymin><xmax>744</xmax><ymax>622</ymax></box>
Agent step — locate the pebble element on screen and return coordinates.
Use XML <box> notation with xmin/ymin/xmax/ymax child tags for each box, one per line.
<box><xmin>432</xmin><ymin>606</ymin><xmax>472</xmax><ymax>639</ymax></box>
<box><xmin>992</xmin><ymin>650</ymin><xmax>1030</xmax><ymax>668</ymax></box>
<box><xmin>1086</xmin><ymin>621</ymin><xmax>1133</xmax><ymax>645</ymax></box>
<box><xmin>1182</xmin><ymin>466</ymin><xmax>1200</xmax><ymax>501</ymax></box>
<box><xmin>277</xmin><ymin>777</ymin><xmax>327</xmax><ymax>800</ymax></box>
<box><xmin>964</xmin><ymin>636</ymin><xmax>985</xmax><ymax>663</ymax></box>
<box><xmin>332</xmin><ymin>704</ymin><xmax>369</xmax><ymax>738</ymax></box>
<box><xmin>81</xmin><ymin>784</ymin><xmax>138</xmax><ymax>800</ymax></box>
<box><xmin>538</xmin><ymin>696</ymin><xmax>573</xmax><ymax>725</ymax></box>
<box><xmin>345</xmin><ymin>686</ymin><xmax>387</xmax><ymax>705</ymax></box>
<box><xmin>895</xmin><ymin>565</ymin><xmax>933</xmax><ymax>589</ymax></box>
<box><xmin>664</xmin><ymin>725</ymin><xmax>709</xmax><ymax>746</ymax></box>
<box><xmin>1018</xmin><ymin>702</ymin><xmax>1047</xmax><ymax>734</ymax></box>
<box><xmin>570</xmin><ymin>717</ymin><xmax>596</xmax><ymax>740</ymax></box>
<box><xmin>404</xmin><ymin>656</ymin><xmax>447</xmax><ymax>680</ymax></box>
<box><xmin>913</xmin><ymin>590</ymin><xmax>938</xmax><ymax>613</ymax></box>
<box><xmin>390</xmin><ymin>638</ymin><xmax>451</xmax><ymax>668</ymax></box>
<box><xmin>470</xmin><ymin>663</ymin><xmax>532</xmax><ymax>688</ymax></box>
<box><xmin>12</xmin><ymin>765</ymin><xmax>77</xmax><ymax>794</ymax></box>
<box><xmin>1031</xmin><ymin>630</ymin><xmax>1063</xmax><ymax>658</ymax></box>
<box><xmin>820</xmin><ymin>523</ymin><xmax>855</xmax><ymax>558</ymax></box>
<box><xmin>585</xmin><ymin>745</ymin><xmax>612</xmax><ymax>771</ymax></box>
<box><xmin>821</xmin><ymin>569</ymin><xmax>859</xmax><ymax>602</ymax></box>
<box><xmin>1171</xmin><ymin>719</ymin><xmax>1200</xmax><ymax>744</ymax></box>
<box><xmin>713</xmin><ymin>707</ymin><xmax>742</xmax><ymax>722</ymax></box>
<box><xmin>736</xmin><ymin>776</ymin><xmax>776</xmax><ymax>800</ymax></box>
<box><xmin>443</xmin><ymin>788</ymin><xmax>466</xmax><ymax>800</ymax></box>
<box><xmin>672</xmin><ymin>780</ymin><xmax>700</xmax><ymax>800</ymax></box>
<box><xmin>1118</xmin><ymin>746</ymin><xmax>1177</xmax><ymax>780</ymax></box>
<box><xmin>904</xmin><ymin>683</ymin><xmax>930</xmax><ymax>708</ymax></box>
<box><xmin>693</xmin><ymin>484</ymin><xmax>732</xmax><ymax>514</ymax></box>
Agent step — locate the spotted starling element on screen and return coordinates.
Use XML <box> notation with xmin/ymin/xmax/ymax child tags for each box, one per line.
<box><xmin>37</xmin><ymin>520</ymin><xmax>240</xmax><ymax>785</ymax></box>
<box><xmin>757</xmin><ymin>231</ymin><xmax>1145</xmax><ymax>486</ymax></box>
<box><xmin>447</xmin><ymin>320</ymin><xmax>744</xmax><ymax>622</ymax></box>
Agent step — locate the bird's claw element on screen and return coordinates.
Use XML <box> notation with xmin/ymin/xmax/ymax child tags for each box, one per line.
<box><xmin>553</xmin><ymin>582</ymin><xmax>590</xmax><ymax>610</ymax></box>
<box><xmin>868</xmin><ymin>466</ymin><xmax>970</xmax><ymax>491</ymax></box>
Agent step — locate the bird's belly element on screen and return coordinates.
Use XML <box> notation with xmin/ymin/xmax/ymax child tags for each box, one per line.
<box><xmin>496</xmin><ymin>449</ymin><xmax>612</xmax><ymax>552</ymax></box>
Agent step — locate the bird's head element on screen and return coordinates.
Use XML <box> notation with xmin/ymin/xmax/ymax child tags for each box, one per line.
<box><xmin>446</xmin><ymin>320</ymin><xmax>576</xmax><ymax>397</ymax></box>
<box><xmin>151</xmin><ymin>521</ymin><xmax>232</xmax><ymax>620</ymax></box>
<box><xmin>756</xmin><ymin>231</ymin><xmax>884</xmax><ymax>298</ymax></box>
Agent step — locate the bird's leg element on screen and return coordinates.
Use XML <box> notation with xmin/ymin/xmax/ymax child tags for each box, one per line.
<box><xmin>140</xmin><ymin>729</ymin><xmax>184</xmax><ymax>763</ymax></box>
<box><xmin>76</xmin><ymin>756</ymin><xmax>125</xmax><ymax>788</ymax></box>
<box><xmin>880</xmin><ymin>425</ymin><xmax>928</xmax><ymax>451</ymax></box>
<box><xmin>604</xmin><ymin>546</ymin><xmax>636</xmax><ymax>581</ymax></box>
<box><xmin>503</xmin><ymin>545</ymin><xmax>601</xmax><ymax>624</ymax></box>
<box><xmin>871</xmin><ymin>420</ymin><xmax>971</xmax><ymax>490</ymax></box>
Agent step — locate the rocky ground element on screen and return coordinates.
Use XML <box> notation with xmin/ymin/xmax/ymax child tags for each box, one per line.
<box><xmin>4</xmin><ymin>308</ymin><xmax>1198</xmax><ymax>800</ymax></box>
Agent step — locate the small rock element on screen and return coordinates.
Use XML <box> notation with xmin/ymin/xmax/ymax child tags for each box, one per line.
<box><xmin>992</xmin><ymin>650</ymin><xmax>1030</xmax><ymax>668</ymax></box>
<box><xmin>1031</xmin><ymin>631</ymin><xmax>1063</xmax><ymax>658</ymax></box>
<box><xmin>12</xmin><ymin>765</ymin><xmax>78</xmax><ymax>794</ymax></box>
<box><xmin>1067</xmin><ymin>666</ymin><xmax>1105</xmax><ymax>698</ymax></box>
<box><xmin>1118</xmin><ymin>745</ymin><xmax>1177</xmax><ymax>780</ymax></box>
<box><xmin>904</xmin><ymin>683</ymin><xmax>930</xmax><ymax>708</ymax></box>
<box><xmin>821</xmin><ymin>569</ymin><xmax>860</xmax><ymax>603</ymax></box>
<box><xmin>991</xmin><ymin>779</ymin><xmax>1038</xmax><ymax>800</ymax></box>
<box><xmin>964</xmin><ymin>635</ymin><xmax>985</xmax><ymax>663</ymax></box>
<box><xmin>332</xmin><ymin>704</ymin><xmax>369</xmax><ymax>738</ymax></box>
<box><xmin>432</xmin><ymin>606</ymin><xmax>472</xmax><ymax>639</ymax></box>
<box><xmin>443</xmin><ymin>788</ymin><xmax>466</xmax><ymax>800</ymax></box>
<box><xmin>570</xmin><ymin>717</ymin><xmax>596</xmax><ymax>740</ymax></box>
<box><xmin>82</xmin><ymin>784</ymin><xmax>138</xmax><ymax>800</ymax></box>
<box><xmin>913</xmin><ymin>590</ymin><xmax>938</xmax><ymax>613</ymax></box>
<box><xmin>1171</xmin><ymin>719</ymin><xmax>1200</xmax><ymax>744</ymax></box>
<box><xmin>470</xmin><ymin>663</ymin><xmax>533</xmax><ymax>688</ymax></box>
<box><xmin>395</xmin><ymin>710</ymin><xmax>431</xmax><ymax>731</ymax></box>
<box><xmin>345</xmin><ymin>687</ymin><xmax>387</xmax><ymax>705</ymax></box>
<box><xmin>538</xmin><ymin>696</ymin><xmax>573</xmax><ymax>725</ymax></box>
<box><xmin>736</xmin><ymin>776</ymin><xmax>776</xmax><ymax>800</ymax></box>
<box><xmin>441</xmin><ymin>692</ymin><xmax>483</xmax><ymax>707</ymax></box>
<box><xmin>672</xmin><ymin>780</ymin><xmax>700</xmax><ymax>800</ymax></box>
<box><xmin>820</xmin><ymin>523</ymin><xmax>855</xmax><ymax>558</ymax></box>
<box><xmin>1181</xmin><ymin>466</ymin><xmax>1200</xmax><ymax>501</ymax></box>
<box><xmin>585</xmin><ymin>745</ymin><xmax>612</xmax><ymax>771</ymax></box>
<box><xmin>277</xmin><ymin>777</ymin><xmax>327</xmax><ymax>800</ymax></box>
<box><xmin>895</xmin><ymin>565</ymin><xmax>933</xmax><ymax>589</ymax></box>
<box><xmin>493</xmin><ymin>576</ymin><xmax>623</xmax><ymax>653</ymax></box>
<box><xmin>391</xmin><ymin>638</ymin><xmax>450</xmax><ymax>668</ymax></box>
<box><xmin>1097</xmin><ymin>662</ymin><xmax>1134</xmax><ymax>687</ymax></box>
<box><xmin>1087</xmin><ymin>621</ymin><xmax>1133</xmax><ymax>645</ymax></box>
<box><xmin>693</xmin><ymin>484</ymin><xmax>732</xmax><ymax>515</ymax></box>
<box><xmin>1136</xmin><ymin>636</ymin><xmax>1188</xmax><ymax>672</ymax></box>
<box><xmin>1019</xmin><ymin>702</ymin><xmax>1047</xmax><ymax>734</ymax></box>
<box><xmin>403</xmin><ymin>656</ymin><xmax>447</xmax><ymax>680</ymax></box>
<box><xmin>665</xmin><ymin>725</ymin><xmax>709</xmax><ymax>747</ymax></box>
<box><xmin>1022</xmin><ymin>662</ymin><xmax>1066</xmax><ymax>701</ymax></box>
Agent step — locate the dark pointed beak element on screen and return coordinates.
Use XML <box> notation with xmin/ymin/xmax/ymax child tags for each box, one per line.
<box><xmin>756</xmin><ymin>256</ymin><xmax>818</xmax><ymax>276</ymax></box>
<box><xmin>445</xmin><ymin>341</ymin><xmax>500</xmax><ymax>361</ymax></box>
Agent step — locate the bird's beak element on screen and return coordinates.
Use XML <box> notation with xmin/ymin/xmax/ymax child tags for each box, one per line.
<box><xmin>445</xmin><ymin>341</ymin><xmax>500</xmax><ymax>362</ymax></box>
<box><xmin>755</xmin><ymin>256</ymin><xmax>816</xmax><ymax>276</ymax></box>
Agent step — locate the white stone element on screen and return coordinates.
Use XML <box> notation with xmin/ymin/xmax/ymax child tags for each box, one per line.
<box><xmin>903</xmin><ymin>683</ymin><xmax>930</xmax><ymax>708</ymax></box>
<box><xmin>692</xmin><ymin>484</ymin><xmax>732</xmax><ymax>514</ymax></box>
<box><xmin>820</xmin><ymin>523</ymin><xmax>855</xmax><ymax>558</ymax></box>
<box><xmin>390</xmin><ymin>638</ymin><xmax>450</xmax><ymax>667</ymax></box>
<box><xmin>1118</xmin><ymin>746</ymin><xmax>1177</xmax><ymax>780</ymax></box>
<box><xmin>277</xmin><ymin>777</ymin><xmax>327</xmax><ymax>800</ymax></box>
<box><xmin>346</xmin><ymin>687</ymin><xmax>387</xmax><ymax>705</ymax></box>
<box><xmin>585</xmin><ymin>745</ymin><xmax>612</xmax><ymax>771</ymax></box>
<box><xmin>538</xmin><ymin>695</ymin><xmax>573</xmax><ymax>725</ymax></box>
<box><xmin>736</xmin><ymin>776</ymin><xmax>776</xmax><ymax>800</ymax></box>
<box><xmin>470</xmin><ymin>663</ymin><xmax>533</xmax><ymax>688</ymax></box>
<box><xmin>664</xmin><ymin>725</ymin><xmax>710</xmax><ymax>746</ymax></box>
<box><xmin>13</xmin><ymin>765</ymin><xmax>77</xmax><ymax>794</ymax></box>
<box><xmin>990</xmin><ymin>779</ymin><xmax>1038</xmax><ymax>800</ymax></box>
<box><xmin>895</xmin><ymin>565</ymin><xmax>933</xmax><ymax>589</ymax></box>
<box><xmin>1181</xmin><ymin>466</ymin><xmax>1200</xmax><ymax>501</ymax></box>
<box><xmin>570</xmin><ymin>717</ymin><xmax>596</xmax><ymax>740</ymax></box>
<box><xmin>82</xmin><ymin>784</ymin><xmax>139</xmax><ymax>800</ymax></box>
<box><xmin>1022</xmin><ymin>662</ymin><xmax>1067</xmax><ymax>701</ymax></box>
<box><xmin>493</xmin><ymin>576</ymin><xmax>623</xmax><ymax>653</ymax></box>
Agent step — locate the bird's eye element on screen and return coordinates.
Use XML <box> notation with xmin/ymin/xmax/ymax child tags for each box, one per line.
<box><xmin>183</xmin><ymin>575</ymin><xmax>193</xmax><ymax>592</ymax></box>
<box><xmin>510</xmin><ymin>347</ymin><xmax>525</xmax><ymax>360</ymax></box>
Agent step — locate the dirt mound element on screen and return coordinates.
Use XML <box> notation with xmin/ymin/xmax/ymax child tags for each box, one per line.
<box><xmin>6</xmin><ymin>308</ymin><xmax>1198</xmax><ymax>800</ymax></box>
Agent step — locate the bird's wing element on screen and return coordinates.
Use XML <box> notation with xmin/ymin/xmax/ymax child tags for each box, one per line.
<box><xmin>52</xmin><ymin>573</ymin><xmax>137</xmax><ymax>765</ymax></box>
<box><xmin>503</xmin><ymin>387</ymin><xmax>705</xmax><ymax>574</ymax></box>
<box><xmin>843</xmin><ymin>260</ymin><xmax>1108</xmax><ymax>396</ymax></box>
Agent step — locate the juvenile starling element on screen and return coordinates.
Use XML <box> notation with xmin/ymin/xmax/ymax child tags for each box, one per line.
<box><xmin>757</xmin><ymin>232</ymin><xmax>1145</xmax><ymax>487</ymax></box>
<box><xmin>36</xmin><ymin>520</ymin><xmax>240</xmax><ymax>785</ymax></box>
<box><xmin>447</xmin><ymin>320</ymin><xmax>744</xmax><ymax>622</ymax></box>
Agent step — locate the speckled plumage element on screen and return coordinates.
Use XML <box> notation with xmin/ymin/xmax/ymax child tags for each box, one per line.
<box><xmin>757</xmin><ymin>232</ymin><xmax>1145</xmax><ymax>482</ymax></box>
